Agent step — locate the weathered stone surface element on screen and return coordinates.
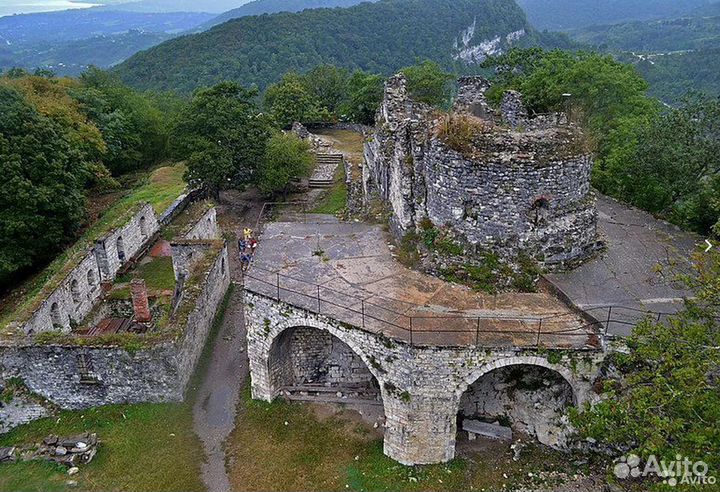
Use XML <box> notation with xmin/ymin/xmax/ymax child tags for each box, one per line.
<box><xmin>245</xmin><ymin>290</ymin><xmax>604</xmax><ymax>465</ymax></box>
<box><xmin>363</xmin><ymin>74</ymin><xmax>601</xmax><ymax>270</ymax></box>
<box><xmin>0</xmin><ymin>244</ymin><xmax>230</xmax><ymax>410</ymax></box>
<box><xmin>20</xmin><ymin>204</ymin><xmax>160</xmax><ymax>335</ymax></box>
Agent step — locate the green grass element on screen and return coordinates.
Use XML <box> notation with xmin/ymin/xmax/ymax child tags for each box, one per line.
<box><xmin>1</xmin><ymin>165</ymin><xmax>187</xmax><ymax>330</ymax></box>
<box><xmin>116</xmin><ymin>256</ymin><xmax>176</xmax><ymax>292</ymax></box>
<box><xmin>311</xmin><ymin>165</ymin><xmax>348</xmax><ymax>215</ymax></box>
<box><xmin>226</xmin><ymin>387</ymin><xmax>597</xmax><ymax>491</ymax></box>
<box><xmin>0</xmin><ymin>404</ymin><xmax>204</xmax><ymax>492</ymax></box>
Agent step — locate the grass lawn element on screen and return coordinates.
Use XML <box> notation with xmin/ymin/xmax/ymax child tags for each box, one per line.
<box><xmin>226</xmin><ymin>390</ymin><xmax>598</xmax><ymax>492</ymax></box>
<box><xmin>1</xmin><ymin>164</ymin><xmax>187</xmax><ymax>330</ymax></box>
<box><xmin>0</xmin><ymin>404</ymin><xmax>204</xmax><ymax>492</ymax></box>
<box><xmin>311</xmin><ymin>165</ymin><xmax>348</xmax><ymax>215</ymax></box>
<box><xmin>116</xmin><ymin>256</ymin><xmax>176</xmax><ymax>293</ymax></box>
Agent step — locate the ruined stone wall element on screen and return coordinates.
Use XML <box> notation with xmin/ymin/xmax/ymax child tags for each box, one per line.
<box><xmin>95</xmin><ymin>203</ymin><xmax>160</xmax><ymax>282</ymax></box>
<box><xmin>363</xmin><ymin>75</ymin><xmax>600</xmax><ymax>268</ymax></box>
<box><xmin>20</xmin><ymin>204</ymin><xmax>160</xmax><ymax>335</ymax></box>
<box><xmin>173</xmin><ymin>243</ymin><xmax>230</xmax><ymax>392</ymax></box>
<box><xmin>271</xmin><ymin>327</ymin><xmax>375</xmax><ymax>387</ymax></box>
<box><xmin>245</xmin><ymin>290</ymin><xmax>603</xmax><ymax>465</ymax></box>
<box><xmin>1</xmin><ymin>244</ymin><xmax>230</xmax><ymax>410</ymax></box>
<box><xmin>184</xmin><ymin>207</ymin><xmax>221</xmax><ymax>241</ymax></box>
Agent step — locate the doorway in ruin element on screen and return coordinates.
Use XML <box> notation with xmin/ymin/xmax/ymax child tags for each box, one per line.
<box><xmin>457</xmin><ymin>364</ymin><xmax>575</xmax><ymax>450</ymax></box>
<box><xmin>267</xmin><ymin>326</ymin><xmax>383</xmax><ymax>418</ymax></box>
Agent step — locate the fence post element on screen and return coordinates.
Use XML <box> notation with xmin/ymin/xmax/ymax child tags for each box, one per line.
<box><xmin>536</xmin><ymin>319</ymin><xmax>542</xmax><ymax>347</ymax></box>
<box><xmin>276</xmin><ymin>272</ymin><xmax>280</xmax><ymax>301</ymax></box>
<box><xmin>409</xmin><ymin>317</ymin><xmax>413</xmax><ymax>346</ymax></box>
<box><xmin>361</xmin><ymin>300</ymin><xmax>365</xmax><ymax>329</ymax></box>
<box><xmin>605</xmin><ymin>306</ymin><xmax>613</xmax><ymax>337</ymax></box>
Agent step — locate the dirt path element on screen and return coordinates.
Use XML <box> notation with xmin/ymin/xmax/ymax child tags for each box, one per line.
<box><xmin>192</xmin><ymin>189</ymin><xmax>265</xmax><ymax>492</ymax></box>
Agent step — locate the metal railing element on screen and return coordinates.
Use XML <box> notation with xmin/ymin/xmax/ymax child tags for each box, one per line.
<box><xmin>240</xmin><ymin>265</ymin><xmax>668</xmax><ymax>350</ymax></box>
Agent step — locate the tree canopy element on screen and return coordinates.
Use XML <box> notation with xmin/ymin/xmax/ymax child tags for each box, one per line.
<box><xmin>173</xmin><ymin>82</ymin><xmax>274</xmax><ymax>196</ymax></box>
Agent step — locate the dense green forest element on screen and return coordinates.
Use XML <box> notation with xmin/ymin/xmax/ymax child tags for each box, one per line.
<box><xmin>115</xmin><ymin>0</ymin><xmax>567</xmax><ymax>93</ymax></box>
<box><xmin>567</xmin><ymin>9</ymin><xmax>720</xmax><ymax>103</ymax></box>
<box><xmin>572</xmin><ymin>14</ymin><xmax>720</xmax><ymax>52</ymax></box>
<box><xmin>0</xmin><ymin>70</ymin><xmax>178</xmax><ymax>287</ymax></box>
<box><xmin>203</xmin><ymin>0</ymin><xmax>372</xmax><ymax>28</ymax></box>
<box><xmin>633</xmin><ymin>47</ymin><xmax>720</xmax><ymax>102</ymax></box>
<box><xmin>517</xmin><ymin>0</ymin><xmax>718</xmax><ymax>30</ymax></box>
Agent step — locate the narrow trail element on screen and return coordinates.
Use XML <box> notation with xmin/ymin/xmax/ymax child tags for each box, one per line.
<box><xmin>192</xmin><ymin>190</ymin><xmax>265</xmax><ymax>492</ymax></box>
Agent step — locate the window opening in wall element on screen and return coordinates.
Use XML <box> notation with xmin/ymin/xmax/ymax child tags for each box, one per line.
<box><xmin>77</xmin><ymin>354</ymin><xmax>100</xmax><ymax>384</ymax></box>
<box><xmin>50</xmin><ymin>302</ymin><xmax>62</xmax><ymax>328</ymax></box>
<box><xmin>139</xmin><ymin>216</ymin><xmax>148</xmax><ymax>237</ymax></box>
<box><xmin>70</xmin><ymin>279</ymin><xmax>81</xmax><ymax>304</ymax></box>
<box><xmin>221</xmin><ymin>257</ymin><xmax>226</xmax><ymax>276</ymax></box>
<box><xmin>117</xmin><ymin>236</ymin><xmax>126</xmax><ymax>262</ymax></box>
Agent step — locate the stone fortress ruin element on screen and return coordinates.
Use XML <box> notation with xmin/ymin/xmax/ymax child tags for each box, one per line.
<box><xmin>244</xmin><ymin>76</ymin><xmax>611</xmax><ymax>464</ymax></box>
<box><xmin>363</xmin><ymin>74</ymin><xmax>602</xmax><ymax>269</ymax></box>
<box><xmin>1</xmin><ymin>192</ymin><xmax>230</xmax><ymax>411</ymax></box>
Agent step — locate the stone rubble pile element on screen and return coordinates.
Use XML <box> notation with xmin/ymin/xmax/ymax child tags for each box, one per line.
<box><xmin>0</xmin><ymin>433</ymin><xmax>98</xmax><ymax>468</ymax></box>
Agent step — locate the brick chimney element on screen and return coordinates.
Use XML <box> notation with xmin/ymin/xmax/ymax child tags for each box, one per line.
<box><xmin>131</xmin><ymin>279</ymin><xmax>152</xmax><ymax>323</ymax></box>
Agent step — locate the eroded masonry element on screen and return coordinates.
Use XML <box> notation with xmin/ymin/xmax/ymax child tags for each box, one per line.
<box><xmin>1</xmin><ymin>193</ymin><xmax>230</xmax><ymax>413</ymax></box>
<box><xmin>363</xmin><ymin>75</ymin><xmax>602</xmax><ymax>269</ymax></box>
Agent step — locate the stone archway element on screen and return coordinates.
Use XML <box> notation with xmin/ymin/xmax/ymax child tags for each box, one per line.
<box><xmin>457</xmin><ymin>361</ymin><xmax>577</xmax><ymax>450</ymax></box>
<box><xmin>267</xmin><ymin>325</ymin><xmax>382</xmax><ymax>404</ymax></box>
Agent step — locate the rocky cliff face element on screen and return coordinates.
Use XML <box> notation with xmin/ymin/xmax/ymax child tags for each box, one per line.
<box><xmin>363</xmin><ymin>74</ymin><xmax>601</xmax><ymax>270</ymax></box>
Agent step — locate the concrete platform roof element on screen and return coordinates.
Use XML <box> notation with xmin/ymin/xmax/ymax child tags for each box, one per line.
<box><xmin>245</xmin><ymin>215</ymin><xmax>600</xmax><ymax>349</ymax></box>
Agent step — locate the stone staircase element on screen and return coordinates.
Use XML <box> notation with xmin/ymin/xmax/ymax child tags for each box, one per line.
<box><xmin>309</xmin><ymin>153</ymin><xmax>343</xmax><ymax>189</ymax></box>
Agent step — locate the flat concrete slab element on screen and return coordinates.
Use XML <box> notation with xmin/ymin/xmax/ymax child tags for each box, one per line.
<box><xmin>245</xmin><ymin>216</ymin><xmax>597</xmax><ymax>349</ymax></box>
<box><xmin>546</xmin><ymin>195</ymin><xmax>701</xmax><ymax>336</ymax></box>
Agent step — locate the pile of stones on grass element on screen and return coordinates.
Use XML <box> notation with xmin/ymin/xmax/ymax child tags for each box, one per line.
<box><xmin>0</xmin><ymin>432</ymin><xmax>98</xmax><ymax>474</ymax></box>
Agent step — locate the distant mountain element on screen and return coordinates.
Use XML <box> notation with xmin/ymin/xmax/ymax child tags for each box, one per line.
<box><xmin>2</xmin><ymin>31</ymin><xmax>172</xmax><ymax>76</ymax></box>
<box><xmin>204</xmin><ymin>0</ymin><xmax>373</xmax><ymax>28</ymax></box>
<box><xmin>97</xmin><ymin>0</ymin><xmax>252</xmax><ymax>14</ymax></box>
<box><xmin>0</xmin><ymin>9</ymin><xmax>213</xmax><ymax>46</ymax></box>
<box><xmin>572</xmin><ymin>14</ymin><xmax>720</xmax><ymax>52</ymax></box>
<box><xmin>517</xmin><ymin>0</ymin><xmax>719</xmax><ymax>30</ymax></box>
<box><xmin>568</xmin><ymin>6</ymin><xmax>720</xmax><ymax>103</ymax></box>
<box><xmin>0</xmin><ymin>8</ymin><xmax>212</xmax><ymax>75</ymax></box>
<box><xmin>116</xmin><ymin>0</ymin><xmax>565</xmax><ymax>93</ymax></box>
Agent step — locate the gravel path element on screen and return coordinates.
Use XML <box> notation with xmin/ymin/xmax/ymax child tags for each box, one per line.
<box><xmin>192</xmin><ymin>190</ymin><xmax>265</xmax><ymax>492</ymax></box>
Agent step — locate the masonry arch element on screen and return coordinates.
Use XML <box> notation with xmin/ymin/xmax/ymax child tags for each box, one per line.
<box><xmin>139</xmin><ymin>216</ymin><xmax>148</xmax><ymax>237</ymax></box>
<box><xmin>70</xmin><ymin>279</ymin><xmax>81</xmax><ymax>304</ymax></box>
<box><xmin>50</xmin><ymin>302</ymin><xmax>63</xmax><ymax>328</ymax></box>
<box><xmin>116</xmin><ymin>236</ymin><xmax>126</xmax><ymax>262</ymax></box>
<box><xmin>266</xmin><ymin>324</ymin><xmax>383</xmax><ymax>406</ymax></box>
<box><xmin>456</xmin><ymin>358</ymin><xmax>578</xmax><ymax>450</ymax></box>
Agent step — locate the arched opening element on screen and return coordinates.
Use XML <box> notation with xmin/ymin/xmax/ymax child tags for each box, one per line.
<box><xmin>139</xmin><ymin>216</ymin><xmax>148</xmax><ymax>237</ymax></box>
<box><xmin>87</xmin><ymin>269</ymin><xmax>96</xmax><ymax>288</ymax></box>
<box><xmin>70</xmin><ymin>279</ymin><xmax>80</xmax><ymax>304</ymax></box>
<box><xmin>116</xmin><ymin>236</ymin><xmax>126</xmax><ymax>262</ymax></box>
<box><xmin>457</xmin><ymin>364</ymin><xmax>575</xmax><ymax>451</ymax></box>
<box><xmin>268</xmin><ymin>326</ymin><xmax>382</xmax><ymax>409</ymax></box>
<box><xmin>50</xmin><ymin>302</ymin><xmax>63</xmax><ymax>328</ymax></box>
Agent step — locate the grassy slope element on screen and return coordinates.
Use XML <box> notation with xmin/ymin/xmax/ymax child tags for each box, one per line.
<box><xmin>0</xmin><ymin>164</ymin><xmax>187</xmax><ymax>330</ymax></box>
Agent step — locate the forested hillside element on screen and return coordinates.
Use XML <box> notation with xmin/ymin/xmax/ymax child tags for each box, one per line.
<box><xmin>0</xmin><ymin>8</ymin><xmax>213</xmax><ymax>75</ymax></box>
<box><xmin>568</xmin><ymin>8</ymin><xmax>720</xmax><ymax>102</ymax></box>
<box><xmin>204</xmin><ymin>0</ymin><xmax>372</xmax><ymax>28</ymax></box>
<box><xmin>116</xmin><ymin>0</ymin><xmax>563</xmax><ymax>93</ymax></box>
<box><xmin>517</xmin><ymin>0</ymin><xmax>718</xmax><ymax>30</ymax></box>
